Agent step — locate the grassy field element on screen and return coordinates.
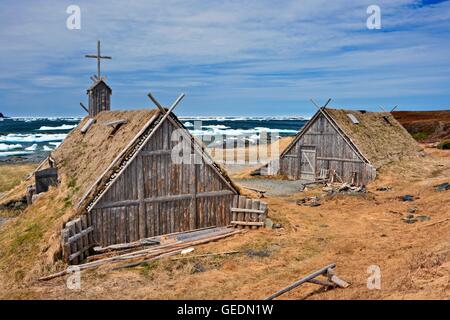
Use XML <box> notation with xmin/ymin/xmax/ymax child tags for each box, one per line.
<box><xmin>0</xmin><ymin>163</ymin><xmax>36</xmax><ymax>194</ymax></box>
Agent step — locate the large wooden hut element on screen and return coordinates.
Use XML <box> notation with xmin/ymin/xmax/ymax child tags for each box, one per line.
<box><xmin>44</xmin><ymin>104</ymin><xmax>267</xmax><ymax>264</ymax></box>
<box><xmin>278</xmin><ymin>108</ymin><xmax>423</xmax><ymax>184</ymax></box>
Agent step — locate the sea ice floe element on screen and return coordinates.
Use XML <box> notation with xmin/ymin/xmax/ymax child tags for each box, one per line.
<box><xmin>0</xmin><ymin>133</ymin><xmax>67</xmax><ymax>143</ymax></box>
<box><xmin>0</xmin><ymin>143</ymin><xmax>22</xmax><ymax>151</ymax></box>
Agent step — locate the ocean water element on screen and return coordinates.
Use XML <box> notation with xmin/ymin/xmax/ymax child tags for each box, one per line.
<box><xmin>0</xmin><ymin>116</ymin><xmax>307</xmax><ymax>161</ymax></box>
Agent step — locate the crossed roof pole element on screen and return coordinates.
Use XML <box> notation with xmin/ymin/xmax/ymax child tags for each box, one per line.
<box><xmin>147</xmin><ymin>92</ymin><xmax>186</xmax><ymax>119</ymax></box>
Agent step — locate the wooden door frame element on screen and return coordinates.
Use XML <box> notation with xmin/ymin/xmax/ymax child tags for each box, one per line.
<box><xmin>299</xmin><ymin>146</ymin><xmax>317</xmax><ymax>180</ymax></box>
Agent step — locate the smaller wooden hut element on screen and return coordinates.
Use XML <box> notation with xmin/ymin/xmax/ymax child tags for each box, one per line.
<box><xmin>87</xmin><ymin>79</ymin><xmax>111</xmax><ymax>117</ymax></box>
<box><xmin>278</xmin><ymin>108</ymin><xmax>423</xmax><ymax>185</ymax></box>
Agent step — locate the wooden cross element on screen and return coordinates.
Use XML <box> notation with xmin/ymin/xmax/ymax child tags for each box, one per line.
<box><xmin>85</xmin><ymin>40</ymin><xmax>112</xmax><ymax>80</ymax></box>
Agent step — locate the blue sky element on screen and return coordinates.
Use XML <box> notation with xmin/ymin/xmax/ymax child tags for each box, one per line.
<box><xmin>0</xmin><ymin>0</ymin><xmax>449</xmax><ymax>117</ymax></box>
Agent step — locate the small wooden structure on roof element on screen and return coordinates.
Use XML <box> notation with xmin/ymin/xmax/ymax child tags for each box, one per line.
<box><xmin>278</xmin><ymin>106</ymin><xmax>422</xmax><ymax>185</ymax></box>
<box><xmin>85</xmin><ymin>40</ymin><xmax>112</xmax><ymax>117</ymax></box>
<box><xmin>87</xmin><ymin>79</ymin><xmax>112</xmax><ymax>117</ymax></box>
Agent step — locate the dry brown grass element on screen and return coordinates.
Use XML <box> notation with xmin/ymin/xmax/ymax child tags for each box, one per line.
<box><xmin>0</xmin><ymin>145</ymin><xmax>448</xmax><ymax>300</ymax></box>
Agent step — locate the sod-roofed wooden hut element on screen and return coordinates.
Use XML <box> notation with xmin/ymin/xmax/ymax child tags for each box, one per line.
<box><xmin>55</xmin><ymin>107</ymin><xmax>242</xmax><ymax>245</ymax></box>
<box><xmin>279</xmin><ymin>108</ymin><xmax>423</xmax><ymax>184</ymax></box>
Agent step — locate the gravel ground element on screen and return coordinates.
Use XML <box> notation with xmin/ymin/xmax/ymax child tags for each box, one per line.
<box><xmin>234</xmin><ymin>178</ymin><xmax>305</xmax><ymax>196</ymax></box>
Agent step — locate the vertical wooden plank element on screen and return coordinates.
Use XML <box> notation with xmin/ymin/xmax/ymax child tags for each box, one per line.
<box><xmin>237</xmin><ymin>196</ymin><xmax>246</xmax><ymax>229</ymax></box>
<box><xmin>189</xmin><ymin>154</ymin><xmax>197</xmax><ymax>230</ymax></box>
<box><xmin>75</xmin><ymin>218</ymin><xmax>83</xmax><ymax>261</ymax></box>
<box><xmin>61</xmin><ymin>228</ymin><xmax>70</xmax><ymax>263</ymax></box>
<box><xmin>87</xmin><ymin>211</ymin><xmax>94</xmax><ymax>246</ymax></box>
<box><xmin>259</xmin><ymin>202</ymin><xmax>268</xmax><ymax>226</ymax></box>
<box><xmin>110</xmin><ymin>207</ymin><xmax>117</xmax><ymax>245</ymax></box>
<box><xmin>67</xmin><ymin>221</ymin><xmax>78</xmax><ymax>265</ymax></box>
<box><xmin>251</xmin><ymin>199</ymin><xmax>259</xmax><ymax>230</ymax></box>
<box><xmin>245</xmin><ymin>198</ymin><xmax>252</xmax><ymax>229</ymax></box>
<box><xmin>231</xmin><ymin>195</ymin><xmax>239</xmax><ymax>225</ymax></box>
<box><xmin>80</xmin><ymin>215</ymin><xmax>88</xmax><ymax>258</ymax></box>
<box><xmin>102</xmin><ymin>209</ymin><xmax>108</xmax><ymax>247</ymax></box>
<box><xmin>137</xmin><ymin>154</ymin><xmax>146</xmax><ymax>239</ymax></box>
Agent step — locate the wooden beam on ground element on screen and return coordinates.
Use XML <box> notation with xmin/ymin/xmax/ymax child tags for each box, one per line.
<box><xmin>327</xmin><ymin>268</ymin><xmax>350</xmax><ymax>288</ymax></box>
<box><xmin>307</xmin><ymin>278</ymin><xmax>335</xmax><ymax>287</ymax></box>
<box><xmin>264</xmin><ymin>263</ymin><xmax>336</xmax><ymax>300</ymax></box>
<box><xmin>230</xmin><ymin>221</ymin><xmax>265</xmax><ymax>227</ymax></box>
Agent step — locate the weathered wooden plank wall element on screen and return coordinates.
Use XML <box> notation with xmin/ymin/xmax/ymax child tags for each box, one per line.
<box><xmin>280</xmin><ymin>113</ymin><xmax>375</xmax><ymax>184</ymax></box>
<box><xmin>89</xmin><ymin>118</ymin><xmax>236</xmax><ymax>247</ymax></box>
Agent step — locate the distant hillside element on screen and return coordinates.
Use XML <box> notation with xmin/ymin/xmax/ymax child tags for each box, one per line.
<box><xmin>392</xmin><ymin>110</ymin><xmax>450</xmax><ymax>143</ymax></box>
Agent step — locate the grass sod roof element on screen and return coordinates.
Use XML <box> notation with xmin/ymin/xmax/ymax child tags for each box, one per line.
<box><xmin>52</xmin><ymin>109</ymin><xmax>160</xmax><ymax>209</ymax></box>
<box><xmin>324</xmin><ymin>108</ymin><xmax>423</xmax><ymax>168</ymax></box>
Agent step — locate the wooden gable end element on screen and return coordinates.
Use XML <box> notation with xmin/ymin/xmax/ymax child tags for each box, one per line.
<box><xmin>280</xmin><ymin>111</ymin><xmax>371</xmax><ymax>181</ymax></box>
<box><xmin>90</xmin><ymin>117</ymin><xmax>236</xmax><ymax>245</ymax></box>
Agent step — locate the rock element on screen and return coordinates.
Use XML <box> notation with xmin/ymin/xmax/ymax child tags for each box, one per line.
<box><xmin>264</xmin><ymin>218</ymin><xmax>274</xmax><ymax>229</ymax></box>
<box><xmin>32</xmin><ymin>193</ymin><xmax>43</xmax><ymax>203</ymax></box>
<box><xmin>416</xmin><ymin>215</ymin><xmax>431</xmax><ymax>222</ymax></box>
<box><xmin>338</xmin><ymin>183</ymin><xmax>351</xmax><ymax>192</ymax></box>
<box><xmin>435</xmin><ymin>182</ymin><xmax>450</xmax><ymax>192</ymax></box>
<box><xmin>407</xmin><ymin>207</ymin><xmax>417</xmax><ymax>214</ymax></box>
<box><xmin>273</xmin><ymin>223</ymin><xmax>282</xmax><ymax>229</ymax></box>
<box><xmin>245</xmin><ymin>249</ymin><xmax>270</xmax><ymax>257</ymax></box>
<box><xmin>402</xmin><ymin>217</ymin><xmax>418</xmax><ymax>224</ymax></box>
<box><xmin>308</xmin><ymin>202</ymin><xmax>321</xmax><ymax>207</ymax></box>
<box><xmin>376</xmin><ymin>186</ymin><xmax>392</xmax><ymax>191</ymax></box>
<box><xmin>401</xmin><ymin>195</ymin><xmax>414</xmax><ymax>201</ymax></box>
<box><xmin>14</xmin><ymin>201</ymin><xmax>25</xmax><ymax>210</ymax></box>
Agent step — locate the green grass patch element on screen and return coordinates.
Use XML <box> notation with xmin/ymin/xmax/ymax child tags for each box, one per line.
<box><xmin>412</xmin><ymin>132</ymin><xmax>429</xmax><ymax>141</ymax></box>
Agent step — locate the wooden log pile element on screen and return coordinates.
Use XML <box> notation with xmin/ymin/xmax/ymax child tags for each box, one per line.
<box><xmin>42</xmin><ymin>227</ymin><xmax>244</xmax><ymax>281</ymax></box>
